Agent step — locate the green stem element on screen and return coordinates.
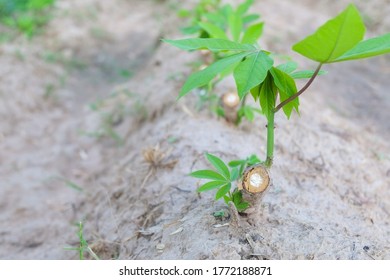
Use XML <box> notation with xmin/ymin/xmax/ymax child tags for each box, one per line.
<box><xmin>264</xmin><ymin>110</ymin><xmax>275</xmax><ymax>168</ymax></box>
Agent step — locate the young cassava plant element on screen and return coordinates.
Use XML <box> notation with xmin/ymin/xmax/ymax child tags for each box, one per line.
<box><xmin>178</xmin><ymin>0</ymin><xmax>264</xmax><ymax>124</ymax></box>
<box><xmin>165</xmin><ymin>4</ymin><xmax>390</xmax><ymax>215</ymax></box>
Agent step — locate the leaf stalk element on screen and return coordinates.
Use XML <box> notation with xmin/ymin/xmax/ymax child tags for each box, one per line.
<box><xmin>274</xmin><ymin>63</ymin><xmax>323</xmax><ymax>113</ymax></box>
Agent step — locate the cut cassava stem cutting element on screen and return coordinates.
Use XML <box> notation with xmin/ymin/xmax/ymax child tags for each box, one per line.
<box><xmin>221</xmin><ymin>92</ymin><xmax>240</xmax><ymax>123</ymax></box>
<box><xmin>241</xmin><ymin>164</ymin><xmax>270</xmax><ymax>214</ymax></box>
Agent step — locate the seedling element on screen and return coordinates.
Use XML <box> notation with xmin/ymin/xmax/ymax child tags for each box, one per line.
<box><xmin>179</xmin><ymin>0</ymin><xmax>264</xmax><ymax>123</ymax></box>
<box><xmin>0</xmin><ymin>0</ymin><xmax>55</xmax><ymax>37</ymax></box>
<box><xmin>191</xmin><ymin>153</ymin><xmax>260</xmax><ymax>211</ymax></box>
<box><xmin>166</xmin><ymin>4</ymin><xmax>390</xmax><ymax>213</ymax></box>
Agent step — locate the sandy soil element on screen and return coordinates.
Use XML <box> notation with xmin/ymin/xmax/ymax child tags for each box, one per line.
<box><xmin>0</xmin><ymin>0</ymin><xmax>389</xmax><ymax>259</ymax></box>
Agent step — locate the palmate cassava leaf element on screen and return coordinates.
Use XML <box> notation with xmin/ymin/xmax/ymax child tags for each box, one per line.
<box><xmin>228</xmin><ymin>10</ymin><xmax>243</xmax><ymax>42</ymax></box>
<box><xmin>276</xmin><ymin>61</ymin><xmax>298</xmax><ymax>73</ymax></box>
<box><xmin>190</xmin><ymin>170</ymin><xmax>227</xmax><ymax>181</ymax></box>
<box><xmin>243</xmin><ymin>14</ymin><xmax>260</xmax><ymax>24</ymax></box>
<box><xmin>163</xmin><ymin>38</ymin><xmax>255</xmax><ymax>52</ymax></box>
<box><xmin>206</xmin><ymin>153</ymin><xmax>230</xmax><ymax>180</ymax></box>
<box><xmin>178</xmin><ymin>52</ymin><xmax>248</xmax><ymax>98</ymax></box>
<box><xmin>197</xmin><ymin>181</ymin><xmax>227</xmax><ymax>192</ymax></box>
<box><xmin>241</xmin><ymin>22</ymin><xmax>264</xmax><ymax>44</ymax></box>
<box><xmin>270</xmin><ymin>67</ymin><xmax>299</xmax><ymax>119</ymax></box>
<box><xmin>292</xmin><ymin>4</ymin><xmax>365</xmax><ymax>63</ymax></box>
<box><xmin>215</xmin><ymin>183</ymin><xmax>231</xmax><ymax>200</ymax></box>
<box><xmin>290</xmin><ymin>69</ymin><xmax>327</xmax><ymax>79</ymax></box>
<box><xmin>333</xmin><ymin>33</ymin><xmax>390</xmax><ymax>62</ymax></box>
<box><xmin>230</xmin><ymin>167</ymin><xmax>240</xmax><ymax>181</ymax></box>
<box><xmin>237</xmin><ymin>0</ymin><xmax>254</xmax><ymax>15</ymax></box>
<box><xmin>233</xmin><ymin>51</ymin><xmax>273</xmax><ymax>99</ymax></box>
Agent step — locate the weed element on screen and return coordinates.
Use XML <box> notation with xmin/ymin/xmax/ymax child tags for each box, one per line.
<box><xmin>64</xmin><ymin>221</ymin><xmax>99</xmax><ymax>260</ymax></box>
<box><xmin>166</xmin><ymin>4</ymin><xmax>390</xmax><ymax>211</ymax></box>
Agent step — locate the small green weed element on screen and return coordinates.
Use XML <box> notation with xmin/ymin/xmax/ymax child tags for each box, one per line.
<box><xmin>64</xmin><ymin>221</ymin><xmax>99</xmax><ymax>260</ymax></box>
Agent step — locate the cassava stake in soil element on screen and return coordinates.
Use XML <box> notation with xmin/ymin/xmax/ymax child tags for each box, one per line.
<box><xmin>165</xmin><ymin>3</ymin><xmax>390</xmax><ymax>215</ymax></box>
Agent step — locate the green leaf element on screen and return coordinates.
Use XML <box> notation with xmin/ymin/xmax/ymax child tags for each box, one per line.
<box><xmin>219</xmin><ymin>60</ymin><xmax>241</xmax><ymax>79</ymax></box>
<box><xmin>190</xmin><ymin>170</ymin><xmax>227</xmax><ymax>181</ymax></box>
<box><xmin>215</xmin><ymin>183</ymin><xmax>231</xmax><ymax>200</ymax></box>
<box><xmin>198</xmin><ymin>181</ymin><xmax>227</xmax><ymax>192</ymax></box>
<box><xmin>230</xmin><ymin>167</ymin><xmax>240</xmax><ymax>181</ymax></box>
<box><xmin>292</xmin><ymin>4</ymin><xmax>365</xmax><ymax>63</ymax></box>
<box><xmin>247</xmin><ymin>154</ymin><xmax>261</xmax><ymax>165</ymax></box>
<box><xmin>333</xmin><ymin>33</ymin><xmax>390</xmax><ymax>62</ymax></box>
<box><xmin>250</xmin><ymin>83</ymin><xmax>261</xmax><ymax>101</ymax></box>
<box><xmin>243</xmin><ymin>14</ymin><xmax>260</xmax><ymax>24</ymax></box>
<box><xmin>231</xmin><ymin>190</ymin><xmax>250</xmax><ymax>211</ymax></box>
<box><xmin>206</xmin><ymin>153</ymin><xmax>230</xmax><ymax>179</ymax></box>
<box><xmin>241</xmin><ymin>22</ymin><xmax>264</xmax><ymax>44</ymax></box>
<box><xmin>180</xmin><ymin>25</ymin><xmax>201</xmax><ymax>35</ymax></box>
<box><xmin>236</xmin><ymin>202</ymin><xmax>250</xmax><ymax>212</ymax></box>
<box><xmin>276</xmin><ymin>61</ymin><xmax>298</xmax><ymax>73</ymax></box>
<box><xmin>205</xmin><ymin>12</ymin><xmax>226</xmax><ymax>27</ymax></box>
<box><xmin>223</xmin><ymin>195</ymin><xmax>232</xmax><ymax>204</ymax></box>
<box><xmin>233</xmin><ymin>51</ymin><xmax>274</xmax><ymax>99</ymax></box>
<box><xmin>237</xmin><ymin>0</ymin><xmax>254</xmax><ymax>15</ymax></box>
<box><xmin>228</xmin><ymin>160</ymin><xmax>246</xmax><ymax>167</ymax></box>
<box><xmin>290</xmin><ymin>70</ymin><xmax>327</xmax><ymax>79</ymax></box>
<box><xmin>243</xmin><ymin>106</ymin><xmax>255</xmax><ymax>121</ymax></box>
<box><xmin>228</xmin><ymin>12</ymin><xmax>243</xmax><ymax>42</ymax></box>
<box><xmin>198</xmin><ymin>22</ymin><xmax>228</xmax><ymax>40</ymax></box>
<box><xmin>178</xmin><ymin>52</ymin><xmax>248</xmax><ymax>98</ymax></box>
<box><xmin>232</xmin><ymin>189</ymin><xmax>243</xmax><ymax>204</ymax></box>
<box><xmin>259</xmin><ymin>73</ymin><xmax>277</xmax><ymax>120</ymax></box>
<box><xmin>270</xmin><ymin>67</ymin><xmax>299</xmax><ymax>118</ymax></box>
<box><xmin>163</xmin><ymin>38</ymin><xmax>255</xmax><ymax>52</ymax></box>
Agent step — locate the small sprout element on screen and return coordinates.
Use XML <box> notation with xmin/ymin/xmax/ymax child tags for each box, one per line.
<box><xmin>64</xmin><ymin>221</ymin><xmax>99</xmax><ymax>260</ymax></box>
<box><xmin>191</xmin><ymin>153</ymin><xmax>261</xmax><ymax>212</ymax></box>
